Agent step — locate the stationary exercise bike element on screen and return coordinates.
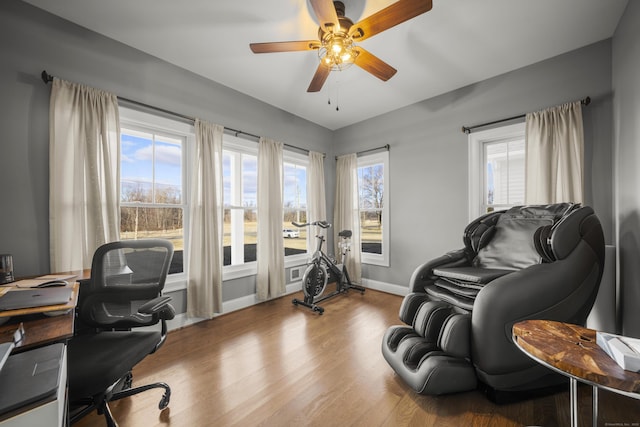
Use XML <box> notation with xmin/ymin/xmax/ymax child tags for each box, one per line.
<box><xmin>291</xmin><ymin>220</ymin><xmax>365</xmax><ymax>314</ymax></box>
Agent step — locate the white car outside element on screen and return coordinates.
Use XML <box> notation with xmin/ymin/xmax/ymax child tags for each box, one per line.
<box><xmin>283</xmin><ymin>229</ymin><xmax>300</xmax><ymax>238</ymax></box>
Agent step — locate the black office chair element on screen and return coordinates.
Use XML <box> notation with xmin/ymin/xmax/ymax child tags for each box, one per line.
<box><xmin>68</xmin><ymin>239</ymin><xmax>176</xmax><ymax>426</ymax></box>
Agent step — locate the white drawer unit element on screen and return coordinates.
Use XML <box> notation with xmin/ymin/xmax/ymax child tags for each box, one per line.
<box><xmin>0</xmin><ymin>343</ymin><xmax>67</xmax><ymax>427</ymax></box>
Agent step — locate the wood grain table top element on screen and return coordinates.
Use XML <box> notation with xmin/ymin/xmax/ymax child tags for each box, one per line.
<box><xmin>0</xmin><ymin>282</ymin><xmax>80</xmax><ymax>352</ymax></box>
<box><xmin>513</xmin><ymin>319</ymin><xmax>640</xmax><ymax>396</ymax></box>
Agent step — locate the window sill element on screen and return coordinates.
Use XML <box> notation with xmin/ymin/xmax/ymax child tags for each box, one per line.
<box><xmin>223</xmin><ymin>263</ymin><xmax>258</xmax><ymax>280</ymax></box>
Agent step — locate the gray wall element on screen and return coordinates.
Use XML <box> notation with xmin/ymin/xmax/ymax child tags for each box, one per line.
<box><xmin>335</xmin><ymin>40</ymin><xmax>615</xmax><ymax>288</ymax></box>
<box><xmin>613</xmin><ymin>1</ymin><xmax>640</xmax><ymax>336</ymax></box>
<box><xmin>0</xmin><ymin>0</ymin><xmax>333</xmax><ymax>303</ymax></box>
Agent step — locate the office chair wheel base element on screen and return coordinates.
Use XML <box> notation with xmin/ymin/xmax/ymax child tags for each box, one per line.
<box><xmin>159</xmin><ymin>390</ymin><xmax>171</xmax><ymax>410</ymax></box>
<box><xmin>123</xmin><ymin>372</ymin><xmax>133</xmax><ymax>390</ymax></box>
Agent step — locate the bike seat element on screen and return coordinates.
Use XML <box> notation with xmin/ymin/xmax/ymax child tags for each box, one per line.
<box><xmin>338</xmin><ymin>230</ymin><xmax>352</xmax><ymax>238</ymax></box>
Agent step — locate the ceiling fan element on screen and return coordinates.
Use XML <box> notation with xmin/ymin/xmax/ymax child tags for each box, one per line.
<box><xmin>250</xmin><ymin>0</ymin><xmax>433</xmax><ymax>92</ymax></box>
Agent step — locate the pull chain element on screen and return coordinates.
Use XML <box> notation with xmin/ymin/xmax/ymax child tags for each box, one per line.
<box><xmin>327</xmin><ymin>78</ymin><xmax>340</xmax><ymax>111</ymax></box>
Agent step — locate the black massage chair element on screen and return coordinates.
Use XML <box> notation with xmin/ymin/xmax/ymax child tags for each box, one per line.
<box><xmin>381</xmin><ymin>203</ymin><xmax>605</xmax><ymax>399</ymax></box>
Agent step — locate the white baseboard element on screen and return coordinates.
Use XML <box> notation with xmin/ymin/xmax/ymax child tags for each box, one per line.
<box><xmin>361</xmin><ymin>278</ymin><xmax>408</xmax><ymax>296</ymax></box>
<box><xmin>167</xmin><ymin>279</ymin><xmax>408</xmax><ymax>332</ymax></box>
<box><xmin>167</xmin><ymin>282</ymin><xmax>302</xmax><ymax>331</ymax></box>
<box><xmin>166</xmin><ymin>313</ymin><xmax>203</xmax><ymax>330</ymax></box>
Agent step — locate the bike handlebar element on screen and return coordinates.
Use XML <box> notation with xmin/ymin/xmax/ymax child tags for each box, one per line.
<box><xmin>292</xmin><ymin>220</ymin><xmax>331</xmax><ymax>229</ymax></box>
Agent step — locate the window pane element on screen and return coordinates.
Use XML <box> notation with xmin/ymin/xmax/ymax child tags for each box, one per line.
<box><xmin>359</xmin><ymin>164</ymin><xmax>383</xmax><ymax>253</ymax></box>
<box><xmin>223</xmin><ymin>208</ymin><xmax>259</xmax><ymax>266</ymax></box>
<box><xmin>507</xmin><ymin>140</ymin><xmax>525</xmax><ymax>204</ymax></box>
<box><xmin>358</xmin><ymin>164</ymin><xmax>384</xmax><ymax>209</ymax></box>
<box><xmin>244</xmin><ymin>208</ymin><xmax>257</xmax><ymax>263</ymax></box>
<box><xmin>223</xmin><ymin>152</ymin><xmax>232</xmax><ymax>207</ymax></box>
<box><xmin>283</xmin><ymin>162</ymin><xmax>307</xmax><ymax>209</ymax></box>
<box><xmin>121</xmin><ymin>131</ymin><xmax>153</xmax><ymax>202</ymax></box>
<box><xmin>361</xmin><ymin>210</ymin><xmax>382</xmax><ymax>254</ymax></box>
<box><xmin>283</xmin><ymin>210</ymin><xmax>307</xmax><ymax>256</ymax></box>
<box><xmin>283</xmin><ymin>161</ymin><xmax>308</xmax><ymax>257</ymax></box>
<box><xmin>485</xmin><ymin>139</ymin><xmax>525</xmax><ymax>207</ymax></box>
<box><xmin>242</xmin><ymin>154</ymin><xmax>257</xmax><ymax>208</ymax></box>
<box><xmin>120</xmin><ymin>206</ymin><xmax>184</xmax><ymax>273</ymax></box>
<box><xmin>120</xmin><ymin>124</ymin><xmax>186</xmax><ymax>276</ymax></box>
<box><xmin>222</xmin><ymin>150</ymin><xmax>258</xmax><ymax>266</ymax></box>
<box><xmin>155</xmin><ymin>136</ymin><xmax>182</xmax><ymax>204</ymax></box>
<box><xmin>223</xmin><ymin>208</ymin><xmax>231</xmax><ymax>265</ymax></box>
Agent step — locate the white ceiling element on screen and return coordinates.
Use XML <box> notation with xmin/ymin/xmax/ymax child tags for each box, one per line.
<box><xmin>23</xmin><ymin>0</ymin><xmax>628</xmax><ymax>130</ymax></box>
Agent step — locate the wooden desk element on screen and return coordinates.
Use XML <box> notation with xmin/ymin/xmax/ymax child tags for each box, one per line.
<box><xmin>0</xmin><ymin>273</ymin><xmax>86</xmax><ymax>427</ymax></box>
<box><xmin>0</xmin><ymin>282</ymin><xmax>80</xmax><ymax>352</ymax></box>
<box><xmin>513</xmin><ymin>320</ymin><xmax>640</xmax><ymax>427</ymax></box>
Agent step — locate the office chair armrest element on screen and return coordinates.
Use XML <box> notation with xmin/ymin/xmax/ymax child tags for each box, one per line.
<box><xmin>138</xmin><ymin>296</ymin><xmax>176</xmax><ymax>320</ymax></box>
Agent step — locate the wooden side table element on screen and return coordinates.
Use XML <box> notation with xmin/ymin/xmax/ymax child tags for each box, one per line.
<box><xmin>513</xmin><ymin>320</ymin><xmax>640</xmax><ymax>427</ymax></box>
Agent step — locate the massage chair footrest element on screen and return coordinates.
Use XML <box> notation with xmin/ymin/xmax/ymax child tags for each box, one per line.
<box><xmin>382</xmin><ymin>326</ymin><xmax>477</xmax><ymax>394</ymax></box>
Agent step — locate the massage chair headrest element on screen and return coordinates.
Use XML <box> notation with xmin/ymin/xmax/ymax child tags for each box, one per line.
<box><xmin>463</xmin><ymin>203</ymin><xmax>584</xmax><ymax>269</ymax></box>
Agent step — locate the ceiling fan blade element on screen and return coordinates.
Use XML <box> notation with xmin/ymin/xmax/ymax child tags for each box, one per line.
<box><xmin>349</xmin><ymin>0</ymin><xmax>432</xmax><ymax>42</ymax></box>
<box><xmin>250</xmin><ymin>40</ymin><xmax>321</xmax><ymax>54</ymax></box>
<box><xmin>307</xmin><ymin>63</ymin><xmax>331</xmax><ymax>92</ymax></box>
<box><xmin>353</xmin><ymin>47</ymin><xmax>397</xmax><ymax>81</ymax></box>
<box><xmin>310</xmin><ymin>0</ymin><xmax>340</xmax><ymax>32</ymax></box>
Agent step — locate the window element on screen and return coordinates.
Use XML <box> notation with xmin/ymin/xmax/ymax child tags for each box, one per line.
<box><xmin>222</xmin><ymin>136</ymin><xmax>258</xmax><ymax>267</ymax></box>
<box><xmin>119</xmin><ymin>109</ymin><xmax>310</xmax><ymax>281</ymax></box>
<box><xmin>119</xmin><ymin>107</ymin><xmax>192</xmax><ymax>277</ymax></box>
<box><xmin>223</xmin><ymin>137</ymin><xmax>309</xmax><ymax>271</ymax></box>
<box><xmin>468</xmin><ymin>123</ymin><xmax>526</xmax><ymax>220</ymax></box>
<box><xmin>283</xmin><ymin>154</ymin><xmax>308</xmax><ymax>260</ymax></box>
<box><xmin>357</xmin><ymin>150</ymin><xmax>389</xmax><ymax>266</ymax></box>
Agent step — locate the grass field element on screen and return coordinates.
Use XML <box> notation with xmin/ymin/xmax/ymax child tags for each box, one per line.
<box><xmin>121</xmin><ymin>221</ymin><xmax>382</xmax><ymax>253</ymax></box>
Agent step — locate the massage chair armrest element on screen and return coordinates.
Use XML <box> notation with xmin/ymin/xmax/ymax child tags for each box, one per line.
<box><xmin>408</xmin><ymin>249</ymin><xmax>469</xmax><ymax>294</ymax></box>
<box><xmin>399</xmin><ymin>249</ymin><xmax>470</xmax><ymax>325</ymax></box>
<box><xmin>470</xmin><ymin>239</ymin><xmax>603</xmax><ymax>378</ymax></box>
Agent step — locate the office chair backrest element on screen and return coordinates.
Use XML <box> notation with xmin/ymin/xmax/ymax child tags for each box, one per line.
<box><xmin>78</xmin><ymin>239</ymin><xmax>174</xmax><ymax>330</ymax></box>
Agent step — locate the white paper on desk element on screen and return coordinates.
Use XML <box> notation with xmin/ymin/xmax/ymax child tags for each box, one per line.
<box><xmin>12</xmin><ymin>274</ymin><xmax>76</xmax><ymax>288</ymax></box>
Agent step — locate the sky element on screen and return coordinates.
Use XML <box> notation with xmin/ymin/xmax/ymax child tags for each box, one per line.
<box><xmin>121</xmin><ymin>130</ymin><xmax>182</xmax><ymax>202</ymax></box>
<box><xmin>121</xmin><ymin>129</ymin><xmax>309</xmax><ymax>208</ymax></box>
<box><xmin>222</xmin><ymin>152</ymin><xmax>307</xmax><ymax>208</ymax></box>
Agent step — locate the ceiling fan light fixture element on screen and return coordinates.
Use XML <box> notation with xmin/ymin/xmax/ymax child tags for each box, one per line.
<box><xmin>250</xmin><ymin>0</ymin><xmax>433</xmax><ymax>92</ymax></box>
<box><xmin>318</xmin><ymin>33</ymin><xmax>357</xmax><ymax>71</ymax></box>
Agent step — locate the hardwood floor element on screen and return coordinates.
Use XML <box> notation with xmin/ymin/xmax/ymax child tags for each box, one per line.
<box><xmin>74</xmin><ymin>289</ymin><xmax>640</xmax><ymax>426</ymax></box>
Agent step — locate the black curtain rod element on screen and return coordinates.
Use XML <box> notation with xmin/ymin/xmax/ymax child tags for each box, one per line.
<box><xmin>40</xmin><ymin>70</ymin><xmax>320</xmax><ymax>156</ymax></box>
<box><xmin>461</xmin><ymin>96</ymin><xmax>591</xmax><ymax>134</ymax></box>
<box><xmin>336</xmin><ymin>144</ymin><xmax>390</xmax><ymax>160</ymax></box>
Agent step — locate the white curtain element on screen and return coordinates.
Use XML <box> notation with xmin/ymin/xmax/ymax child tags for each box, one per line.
<box><xmin>256</xmin><ymin>137</ymin><xmax>285</xmax><ymax>300</ymax></box>
<box><xmin>49</xmin><ymin>78</ymin><xmax>120</xmax><ymax>272</ymax></box>
<box><xmin>525</xmin><ymin>101</ymin><xmax>584</xmax><ymax>204</ymax></box>
<box><xmin>187</xmin><ymin>120</ymin><xmax>224</xmax><ymax>318</ymax></box>
<box><xmin>334</xmin><ymin>154</ymin><xmax>361</xmax><ymax>284</ymax></box>
<box><xmin>307</xmin><ymin>151</ymin><xmax>327</xmax><ymax>247</ymax></box>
